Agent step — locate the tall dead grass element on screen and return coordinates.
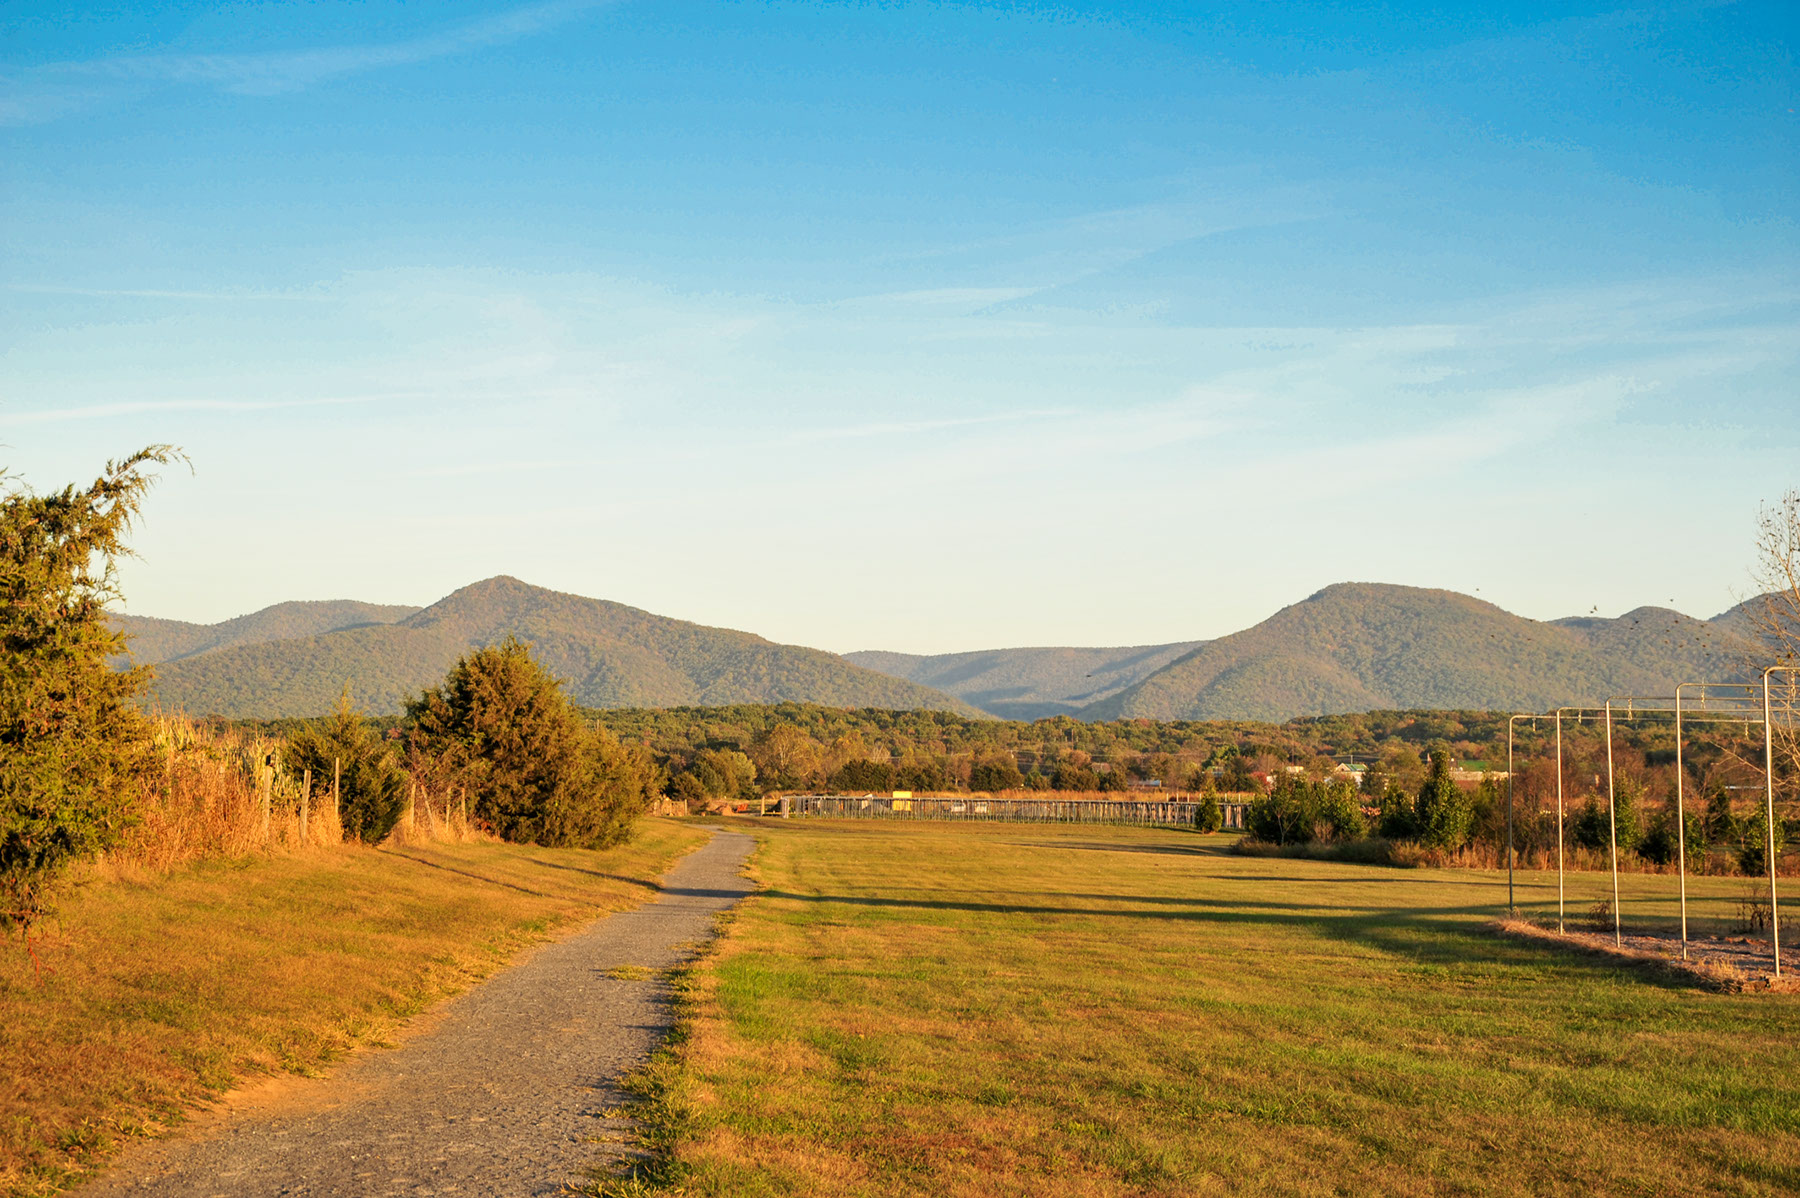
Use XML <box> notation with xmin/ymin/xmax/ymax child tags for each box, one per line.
<box><xmin>96</xmin><ymin>715</ymin><xmax>477</xmax><ymax>880</ymax></box>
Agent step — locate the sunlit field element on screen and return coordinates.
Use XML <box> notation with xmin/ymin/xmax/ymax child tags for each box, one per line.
<box><xmin>624</xmin><ymin>820</ymin><xmax>1799</xmax><ymax>1198</ymax></box>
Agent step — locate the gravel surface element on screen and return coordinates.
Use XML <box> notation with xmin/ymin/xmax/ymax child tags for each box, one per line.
<box><xmin>82</xmin><ymin>828</ymin><xmax>754</xmax><ymax>1198</ymax></box>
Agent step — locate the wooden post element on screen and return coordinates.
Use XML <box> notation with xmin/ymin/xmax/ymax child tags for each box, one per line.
<box><xmin>300</xmin><ymin>767</ymin><xmax>312</xmax><ymax>845</ymax></box>
<box><xmin>332</xmin><ymin>757</ymin><xmax>342</xmax><ymax>832</ymax></box>
<box><xmin>260</xmin><ymin>756</ymin><xmax>272</xmax><ymax>843</ymax></box>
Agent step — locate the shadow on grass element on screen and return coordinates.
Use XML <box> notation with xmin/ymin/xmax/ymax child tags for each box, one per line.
<box><xmin>753</xmin><ymin>888</ymin><xmax>1697</xmax><ymax>990</ymax></box>
<box><xmin>381</xmin><ymin>850</ymin><xmax>557</xmax><ymax>899</ymax></box>
<box><xmin>1001</xmin><ymin>839</ymin><xmax>1231</xmax><ymax>858</ymax></box>
<box><xmin>520</xmin><ymin>856</ymin><xmax>662</xmax><ymax>891</ymax></box>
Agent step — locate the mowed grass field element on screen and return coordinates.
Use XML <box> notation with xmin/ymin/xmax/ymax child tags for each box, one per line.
<box><xmin>0</xmin><ymin>818</ymin><xmax>710</xmax><ymax>1198</ymax></box>
<box><xmin>631</xmin><ymin>820</ymin><xmax>1800</xmax><ymax>1198</ymax></box>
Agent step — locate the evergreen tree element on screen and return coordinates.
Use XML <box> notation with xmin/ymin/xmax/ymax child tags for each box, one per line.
<box><xmin>1737</xmin><ymin>806</ymin><xmax>1788</xmax><ymax>877</ymax></box>
<box><xmin>1414</xmin><ymin>742</ymin><xmax>1473</xmax><ymax>851</ymax></box>
<box><xmin>1</xmin><ymin>447</ymin><xmax>177</xmax><ymax>936</ymax></box>
<box><xmin>406</xmin><ymin>637</ymin><xmax>651</xmax><ymax>848</ymax></box>
<box><xmin>1193</xmin><ymin>774</ymin><xmax>1223</xmax><ymax>832</ymax></box>
<box><xmin>1702</xmin><ymin>785</ymin><xmax>1737</xmax><ymax>845</ymax></box>
<box><xmin>285</xmin><ymin>688</ymin><xmax>408</xmax><ymax>844</ymax></box>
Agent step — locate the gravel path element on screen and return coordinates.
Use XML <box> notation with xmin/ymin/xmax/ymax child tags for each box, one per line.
<box><xmin>83</xmin><ymin>828</ymin><xmax>754</xmax><ymax>1198</ymax></box>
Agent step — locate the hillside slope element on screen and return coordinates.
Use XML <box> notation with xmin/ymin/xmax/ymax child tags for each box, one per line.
<box><xmin>113</xmin><ymin>600</ymin><xmax>421</xmax><ymax>665</ymax></box>
<box><xmin>847</xmin><ymin>642</ymin><xmax>1204</xmax><ymax>720</ymax></box>
<box><xmin>1082</xmin><ymin>583</ymin><xmax>1759</xmax><ymax>722</ymax></box>
<box><xmin>144</xmin><ymin>577</ymin><xmax>980</xmax><ymax>719</ymax></box>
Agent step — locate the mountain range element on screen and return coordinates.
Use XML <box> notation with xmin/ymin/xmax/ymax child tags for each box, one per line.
<box><xmin>113</xmin><ymin>578</ymin><xmax>1769</xmax><ymax>722</ymax></box>
<box><xmin>121</xmin><ymin>577</ymin><xmax>979</xmax><ymax>719</ymax></box>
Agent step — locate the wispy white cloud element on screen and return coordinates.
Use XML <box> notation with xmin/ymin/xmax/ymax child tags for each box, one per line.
<box><xmin>1</xmin><ymin>0</ymin><xmax>613</xmax><ymax>124</ymax></box>
<box><xmin>0</xmin><ymin>392</ymin><xmax>421</xmax><ymax>427</ymax></box>
<box><xmin>4</xmin><ymin>283</ymin><xmax>330</xmax><ymax>302</ymax></box>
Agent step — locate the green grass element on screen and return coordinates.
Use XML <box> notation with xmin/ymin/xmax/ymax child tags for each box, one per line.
<box><xmin>0</xmin><ymin>818</ymin><xmax>710</xmax><ymax>1198</ymax></box>
<box><xmin>624</xmin><ymin>820</ymin><xmax>1800</xmax><ymax>1197</ymax></box>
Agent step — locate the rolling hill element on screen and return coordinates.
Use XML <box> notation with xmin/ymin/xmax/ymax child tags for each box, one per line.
<box><xmin>133</xmin><ymin>577</ymin><xmax>980</xmax><ymax>719</ymax></box>
<box><xmin>845</xmin><ymin>642</ymin><xmax>1204</xmax><ymax>720</ymax></box>
<box><xmin>112</xmin><ymin>600</ymin><xmax>421</xmax><ymax>666</ymax></box>
<box><xmin>1074</xmin><ymin>583</ymin><xmax>1760</xmax><ymax>722</ymax></box>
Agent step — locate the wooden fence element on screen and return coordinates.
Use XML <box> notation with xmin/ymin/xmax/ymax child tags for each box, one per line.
<box><xmin>782</xmin><ymin>793</ymin><xmax>1247</xmax><ymax>830</ymax></box>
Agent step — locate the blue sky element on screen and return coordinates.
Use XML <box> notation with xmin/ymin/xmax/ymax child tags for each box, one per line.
<box><xmin>3</xmin><ymin>1</ymin><xmax>1795</xmax><ymax>653</ymax></box>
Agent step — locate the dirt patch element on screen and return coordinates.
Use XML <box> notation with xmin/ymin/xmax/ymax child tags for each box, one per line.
<box><xmin>1493</xmin><ymin>918</ymin><xmax>1799</xmax><ymax>993</ymax></box>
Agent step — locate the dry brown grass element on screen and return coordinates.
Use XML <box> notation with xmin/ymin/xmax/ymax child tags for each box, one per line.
<box><xmin>96</xmin><ymin>715</ymin><xmax>483</xmax><ymax>882</ymax></box>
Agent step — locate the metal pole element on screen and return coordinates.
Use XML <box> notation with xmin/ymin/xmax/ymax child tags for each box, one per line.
<box><xmin>1555</xmin><ymin>709</ymin><xmax>1565</xmax><ymax>934</ymax></box>
<box><xmin>1605</xmin><ymin>701</ymin><xmax>1621</xmax><ymax>947</ymax></box>
<box><xmin>1675</xmin><ymin>686</ymin><xmax>1689</xmax><ymax>960</ymax></box>
<box><xmin>1764</xmin><ymin>669</ymin><xmax>1782</xmax><ymax>978</ymax></box>
<box><xmin>1506</xmin><ymin>716</ymin><xmax>1521</xmax><ymax>916</ymax></box>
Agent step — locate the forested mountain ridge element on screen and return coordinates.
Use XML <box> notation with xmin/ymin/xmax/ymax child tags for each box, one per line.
<box><xmin>845</xmin><ymin>642</ymin><xmax>1205</xmax><ymax>720</ymax></box>
<box><xmin>135</xmin><ymin>577</ymin><xmax>980</xmax><ymax>719</ymax></box>
<box><xmin>1076</xmin><ymin>583</ymin><xmax>1759</xmax><ymax>722</ymax></box>
<box><xmin>111</xmin><ymin>600</ymin><xmax>421</xmax><ymax>666</ymax></box>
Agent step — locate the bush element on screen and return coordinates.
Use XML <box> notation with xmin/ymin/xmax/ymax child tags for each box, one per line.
<box><xmin>1052</xmin><ymin>763</ymin><xmax>1098</xmax><ymax>791</ymax></box>
<box><xmin>1316</xmin><ymin>781</ymin><xmax>1366</xmax><ymax>840</ymax></box>
<box><xmin>830</xmin><ymin>759</ymin><xmax>896</xmax><ymax>792</ymax></box>
<box><xmin>406</xmin><ymin>636</ymin><xmax>651</xmax><ymax>848</ymax></box>
<box><xmin>1571</xmin><ymin>795</ymin><xmax>1605</xmax><ymax>852</ymax></box>
<box><xmin>1703</xmin><ymin>786</ymin><xmax>1737</xmax><ymax>845</ymax></box>
<box><xmin>969</xmin><ymin>757</ymin><xmax>1024</xmax><ymax>793</ymax></box>
<box><xmin>285</xmin><ymin>690</ymin><xmax>407</xmax><ymax>844</ymax></box>
<box><xmin>1571</xmin><ymin>783</ymin><xmax>1643</xmax><ymax>858</ymax></box>
<box><xmin>1638</xmin><ymin>807</ymin><xmax>1679</xmax><ymax>867</ymax></box>
<box><xmin>1376</xmin><ymin>783</ymin><xmax>1417</xmax><ymax>840</ymax></box>
<box><xmin>1246</xmin><ymin>774</ymin><xmax>1312</xmax><ymax>845</ymax></box>
<box><xmin>897</xmin><ymin>759</ymin><xmax>949</xmax><ymax>792</ymax></box>
<box><xmin>1736</xmin><ymin>807</ymin><xmax>1788</xmax><ymax>877</ymax></box>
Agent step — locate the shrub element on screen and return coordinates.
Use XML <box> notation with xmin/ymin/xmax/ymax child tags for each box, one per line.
<box><xmin>1246</xmin><ymin>774</ymin><xmax>1312</xmax><ymax>845</ymax></box>
<box><xmin>1703</xmin><ymin>786</ymin><xmax>1737</xmax><ymax>845</ymax></box>
<box><xmin>1376</xmin><ymin>783</ymin><xmax>1417</xmax><ymax>840</ymax></box>
<box><xmin>1571</xmin><ymin>795</ymin><xmax>1606</xmax><ymax>852</ymax></box>
<box><xmin>406</xmin><ymin>636</ymin><xmax>651</xmax><ymax>848</ymax></box>
<box><xmin>1052</xmin><ymin>763</ymin><xmax>1098</xmax><ymax>791</ymax></box>
<box><xmin>1570</xmin><ymin>782</ymin><xmax>1643</xmax><ymax>857</ymax></box>
<box><xmin>1638</xmin><ymin>807</ymin><xmax>1680</xmax><ymax>867</ymax></box>
<box><xmin>284</xmin><ymin>690</ymin><xmax>407</xmax><ymax>844</ymax></box>
<box><xmin>1316</xmin><ymin>781</ymin><xmax>1366</xmax><ymax>840</ymax></box>
<box><xmin>829</xmin><ymin>758</ymin><xmax>896</xmax><ymax>792</ymax></box>
<box><xmin>897</xmin><ymin>759</ymin><xmax>949</xmax><ymax>792</ymax></box>
<box><xmin>969</xmin><ymin>757</ymin><xmax>1024</xmax><ymax>793</ymax></box>
<box><xmin>1736</xmin><ymin>807</ymin><xmax>1788</xmax><ymax>877</ymax></box>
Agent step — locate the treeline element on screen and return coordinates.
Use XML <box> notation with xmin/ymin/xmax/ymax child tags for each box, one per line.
<box><xmin>579</xmin><ymin>702</ymin><xmax>1721</xmax><ymax>803</ymax></box>
<box><xmin>1242</xmin><ymin>737</ymin><xmax>1791</xmax><ymax>877</ymax></box>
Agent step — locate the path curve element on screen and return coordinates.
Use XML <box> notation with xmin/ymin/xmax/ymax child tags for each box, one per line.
<box><xmin>83</xmin><ymin>828</ymin><xmax>755</xmax><ymax>1198</ymax></box>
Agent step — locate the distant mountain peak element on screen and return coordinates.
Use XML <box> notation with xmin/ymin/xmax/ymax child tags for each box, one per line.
<box><xmin>135</xmin><ymin>577</ymin><xmax>979</xmax><ymax>719</ymax></box>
